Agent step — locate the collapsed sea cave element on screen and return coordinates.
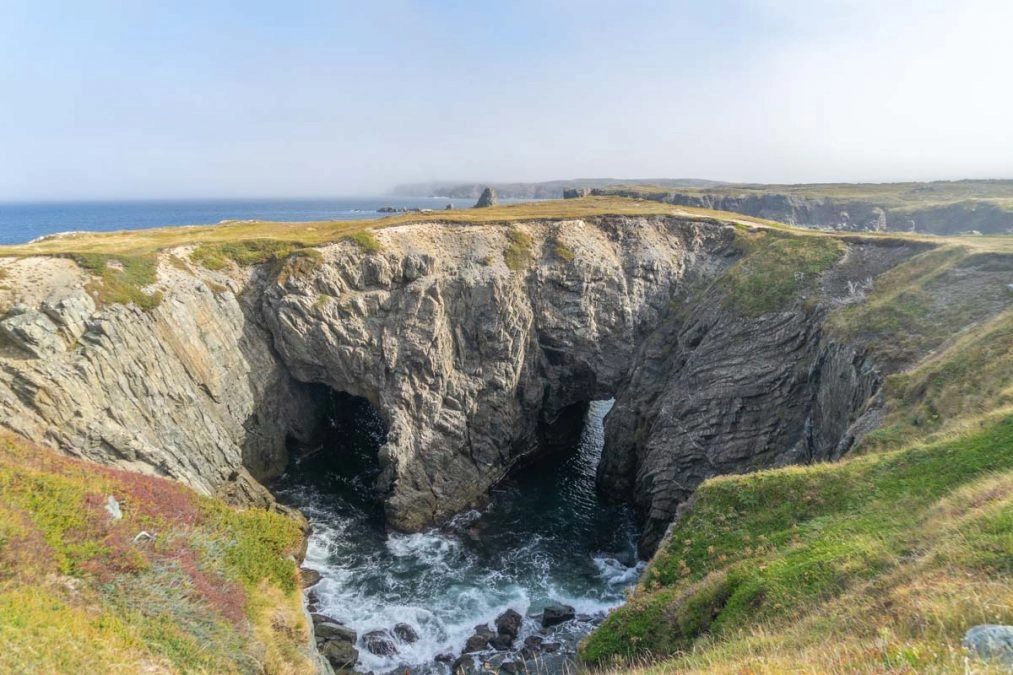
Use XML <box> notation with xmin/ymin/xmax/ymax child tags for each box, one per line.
<box><xmin>271</xmin><ymin>386</ymin><xmax>642</xmax><ymax>674</ymax></box>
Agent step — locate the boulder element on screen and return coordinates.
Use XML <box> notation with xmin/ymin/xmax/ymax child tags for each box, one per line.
<box><xmin>522</xmin><ymin>636</ymin><xmax>543</xmax><ymax>652</ymax></box>
<box><xmin>452</xmin><ymin>654</ymin><xmax>478</xmax><ymax>675</ymax></box>
<box><xmin>464</xmin><ymin>633</ymin><xmax>489</xmax><ymax>653</ymax></box>
<box><xmin>488</xmin><ymin>634</ymin><xmax>513</xmax><ymax>650</ymax></box>
<box><xmin>473</xmin><ymin>187</ymin><xmax>497</xmax><ymax>208</ymax></box>
<box><xmin>300</xmin><ymin>567</ymin><xmax>322</xmax><ymax>588</ymax></box>
<box><xmin>393</xmin><ymin>622</ymin><xmax>419</xmax><ymax>643</ymax></box>
<box><xmin>494</xmin><ymin>608</ymin><xmax>523</xmax><ymax>640</ymax></box>
<box><xmin>320</xmin><ymin>639</ymin><xmax>358</xmax><ymax>670</ymax></box>
<box><xmin>963</xmin><ymin>625</ymin><xmax>1013</xmax><ymax>668</ymax></box>
<box><xmin>362</xmin><ymin>629</ymin><xmax>398</xmax><ymax>656</ymax></box>
<box><xmin>541</xmin><ymin>603</ymin><xmax>575</xmax><ymax>628</ymax></box>
<box><xmin>315</xmin><ymin>621</ymin><xmax>357</xmax><ymax>644</ymax></box>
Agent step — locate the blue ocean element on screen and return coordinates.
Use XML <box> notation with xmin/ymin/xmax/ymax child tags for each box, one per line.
<box><xmin>0</xmin><ymin>197</ymin><xmax>511</xmax><ymax>246</ymax></box>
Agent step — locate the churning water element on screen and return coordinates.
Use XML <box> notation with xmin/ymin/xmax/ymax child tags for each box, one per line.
<box><xmin>272</xmin><ymin>399</ymin><xmax>643</xmax><ymax>674</ymax></box>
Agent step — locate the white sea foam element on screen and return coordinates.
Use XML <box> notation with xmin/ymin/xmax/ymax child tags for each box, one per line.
<box><xmin>284</xmin><ymin>398</ymin><xmax>642</xmax><ymax>673</ymax></box>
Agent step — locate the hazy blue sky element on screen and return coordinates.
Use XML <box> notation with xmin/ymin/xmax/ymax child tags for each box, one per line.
<box><xmin>1</xmin><ymin>0</ymin><xmax>1011</xmax><ymax>199</ymax></box>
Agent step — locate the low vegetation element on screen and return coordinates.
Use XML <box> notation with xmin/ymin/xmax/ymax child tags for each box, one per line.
<box><xmin>0</xmin><ymin>431</ymin><xmax>311</xmax><ymax>673</ymax></box>
<box><xmin>553</xmin><ymin>240</ymin><xmax>576</xmax><ymax>263</ymax></box>
<box><xmin>503</xmin><ymin>227</ymin><xmax>534</xmax><ymax>271</ymax></box>
<box><xmin>69</xmin><ymin>253</ymin><xmax>163</xmax><ymax>310</ymax></box>
<box><xmin>344</xmin><ymin>230</ymin><xmax>381</xmax><ymax>254</ymax></box>
<box><xmin>581</xmin><ymin>414</ymin><xmax>1013</xmax><ymax>673</ymax></box>
<box><xmin>189</xmin><ymin>239</ymin><xmax>308</xmax><ymax>270</ymax></box>
<box><xmin>717</xmin><ymin>229</ymin><xmax>845</xmax><ymax>315</ymax></box>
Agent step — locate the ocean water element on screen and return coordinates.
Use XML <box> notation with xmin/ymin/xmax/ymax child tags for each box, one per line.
<box><xmin>0</xmin><ymin>197</ymin><xmax>516</xmax><ymax>245</ymax></box>
<box><xmin>272</xmin><ymin>398</ymin><xmax>642</xmax><ymax>674</ymax></box>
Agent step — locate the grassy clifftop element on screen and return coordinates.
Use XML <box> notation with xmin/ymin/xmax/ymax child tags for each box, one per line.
<box><xmin>0</xmin><ymin>431</ymin><xmax>313</xmax><ymax>673</ymax></box>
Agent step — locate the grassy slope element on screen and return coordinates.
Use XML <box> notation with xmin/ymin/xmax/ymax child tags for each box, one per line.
<box><xmin>0</xmin><ymin>432</ymin><xmax>312</xmax><ymax>674</ymax></box>
<box><xmin>581</xmin><ymin>237</ymin><xmax>1013</xmax><ymax>673</ymax></box>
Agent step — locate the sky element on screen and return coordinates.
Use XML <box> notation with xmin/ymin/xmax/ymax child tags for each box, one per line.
<box><xmin>1</xmin><ymin>0</ymin><xmax>1012</xmax><ymax>200</ymax></box>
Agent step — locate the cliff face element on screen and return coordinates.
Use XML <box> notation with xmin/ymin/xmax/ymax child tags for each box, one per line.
<box><xmin>0</xmin><ymin>216</ymin><xmax>921</xmax><ymax>553</ymax></box>
<box><xmin>595</xmin><ymin>188</ymin><xmax>1013</xmax><ymax>235</ymax></box>
<box><xmin>0</xmin><ymin>258</ymin><xmax>318</xmax><ymax>508</ymax></box>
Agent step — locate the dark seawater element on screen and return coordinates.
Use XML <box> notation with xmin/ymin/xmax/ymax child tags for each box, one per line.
<box><xmin>272</xmin><ymin>399</ymin><xmax>642</xmax><ymax>674</ymax></box>
<box><xmin>0</xmin><ymin>197</ymin><xmax>533</xmax><ymax>245</ymax></box>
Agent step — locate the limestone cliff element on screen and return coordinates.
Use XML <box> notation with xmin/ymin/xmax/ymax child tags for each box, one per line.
<box><xmin>0</xmin><ymin>215</ymin><xmax>929</xmax><ymax>554</ymax></box>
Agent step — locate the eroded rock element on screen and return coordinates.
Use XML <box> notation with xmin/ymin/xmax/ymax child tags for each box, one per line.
<box><xmin>541</xmin><ymin>603</ymin><xmax>575</xmax><ymax>628</ymax></box>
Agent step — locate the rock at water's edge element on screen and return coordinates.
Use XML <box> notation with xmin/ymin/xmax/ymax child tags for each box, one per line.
<box><xmin>474</xmin><ymin>187</ymin><xmax>497</xmax><ymax>208</ymax></box>
<box><xmin>319</xmin><ymin>639</ymin><xmax>358</xmax><ymax>670</ymax></box>
<box><xmin>495</xmin><ymin>608</ymin><xmax>523</xmax><ymax>639</ymax></box>
<box><xmin>300</xmin><ymin>567</ymin><xmax>321</xmax><ymax>588</ymax></box>
<box><xmin>363</xmin><ymin>630</ymin><xmax>398</xmax><ymax>656</ymax></box>
<box><xmin>541</xmin><ymin>603</ymin><xmax>576</xmax><ymax>628</ymax></box>
<box><xmin>393</xmin><ymin>622</ymin><xmax>419</xmax><ymax>644</ymax></box>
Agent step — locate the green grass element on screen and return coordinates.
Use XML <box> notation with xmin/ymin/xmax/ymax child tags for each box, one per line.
<box><xmin>189</xmin><ymin>239</ymin><xmax>308</xmax><ymax>270</ymax></box>
<box><xmin>68</xmin><ymin>253</ymin><xmax>163</xmax><ymax>310</ymax></box>
<box><xmin>0</xmin><ymin>431</ymin><xmax>312</xmax><ymax>674</ymax></box>
<box><xmin>717</xmin><ymin>229</ymin><xmax>845</xmax><ymax>315</ymax></box>
<box><xmin>581</xmin><ymin>415</ymin><xmax>1013</xmax><ymax>671</ymax></box>
<box><xmin>553</xmin><ymin>240</ymin><xmax>576</xmax><ymax>263</ymax></box>
<box><xmin>345</xmin><ymin>229</ymin><xmax>381</xmax><ymax>253</ymax></box>
<box><xmin>504</xmin><ymin>227</ymin><xmax>534</xmax><ymax>271</ymax></box>
<box><xmin>826</xmin><ymin>246</ymin><xmax>1012</xmax><ymax>368</ymax></box>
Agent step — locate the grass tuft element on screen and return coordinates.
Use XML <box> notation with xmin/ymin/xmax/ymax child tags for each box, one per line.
<box><xmin>345</xmin><ymin>230</ymin><xmax>381</xmax><ymax>253</ymax></box>
<box><xmin>69</xmin><ymin>253</ymin><xmax>163</xmax><ymax>310</ymax></box>
<box><xmin>503</xmin><ymin>227</ymin><xmax>533</xmax><ymax>271</ymax></box>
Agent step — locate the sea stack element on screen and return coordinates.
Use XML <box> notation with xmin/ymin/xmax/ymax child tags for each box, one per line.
<box><xmin>474</xmin><ymin>187</ymin><xmax>497</xmax><ymax>208</ymax></box>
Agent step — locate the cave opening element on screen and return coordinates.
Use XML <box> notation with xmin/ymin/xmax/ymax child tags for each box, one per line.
<box><xmin>271</xmin><ymin>391</ymin><xmax>642</xmax><ymax>672</ymax></box>
<box><xmin>274</xmin><ymin>383</ymin><xmax>388</xmax><ymax>527</ymax></box>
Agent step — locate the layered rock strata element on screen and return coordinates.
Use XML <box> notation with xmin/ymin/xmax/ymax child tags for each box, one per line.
<box><xmin>0</xmin><ymin>217</ymin><xmax>918</xmax><ymax>553</ymax></box>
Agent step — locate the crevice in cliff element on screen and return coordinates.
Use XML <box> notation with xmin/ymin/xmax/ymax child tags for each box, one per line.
<box><xmin>273</xmin><ymin>384</ymin><xmax>389</xmax><ymax>522</ymax></box>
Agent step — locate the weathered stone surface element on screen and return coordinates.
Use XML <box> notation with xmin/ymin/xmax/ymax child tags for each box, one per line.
<box><xmin>488</xmin><ymin>634</ymin><xmax>513</xmax><ymax>650</ymax></box>
<box><xmin>319</xmin><ymin>638</ymin><xmax>358</xmax><ymax>670</ymax></box>
<box><xmin>301</xmin><ymin>567</ymin><xmax>322</xmax><ymax>588</ymax></box>
<box><xmin>315</xmin><ymin>621</ymin><xmax>357</xmax><ymax>643</ymax></box>
<box><xmin>0</xmin><ymin>258</ymin><xmax>319</xmax><ymax>507</ymax></box>
<box><xmin>473</xmin><ymin>187</ymin><xmax>497</xmax><ymax>208</ymax></box>
<box><xmin>963</xmin><ymin>625</ymin><xmax>1013</xmax><ymax>669</ymax></box>
<box><xmin>494</xmin><ymin>608</ymin><xmax>522</xmax><ymax>639</ymax></box>
<box><xmin>362</xmin><ymin>630</ymin><xmax>397</xmax><ymax>656</ymax></box>
<box><xmin>0</xmin><ymin>310</ymin><xmax>66</xmax><ymax>357</ymax></box>
<box><xmin>541</xmin><ymin>603</ymin><xmax>575</xmax><ymax>628</ymax></box>
<box><xmin>262</xmin><ymin>218</ymin><xmax>741</xmax><ymax>532</ymax></box>
<box><xmin>452</xmin><ymin>654</ymin><xmax>478</xmax><ymax>675</ymax></box>
<box><xmin>393</xmin><ymin>622</ymin><xmax>419</xmax><ymax>643</ymax></box>
<box><xmin>464</xmin><ymin>633</ymin><xmax>490</xmax><ymax>653</ymax></box>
